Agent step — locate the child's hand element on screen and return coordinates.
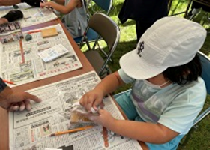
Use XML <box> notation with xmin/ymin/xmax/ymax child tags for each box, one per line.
<box><xmin>79</xmin><ymin>89</ymin><xmax>104</xmax><ymax>112</ymax></box>
<box><xmin>88</xmin><ymin>109</ymin><xmax>116</xmax><ymax>128</ymax></box>
<box><xmin>0</xmin><ymin>18</ymin><xmax>8</xmax><ymax>25</ymax></box>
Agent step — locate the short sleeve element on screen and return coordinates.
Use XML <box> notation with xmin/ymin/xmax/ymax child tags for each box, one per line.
<box><xmin>118</xmin><ymin>69</ymin><xmax>135</xmax><ymax>84</ymax></box>
<box><xmin>158</xmin><ymin>78</ymin><xmax>207</xmax><ymax>135</ymax></box>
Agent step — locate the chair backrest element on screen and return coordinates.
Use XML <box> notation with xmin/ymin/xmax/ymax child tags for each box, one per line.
<box><xmin>198</xmin><ymin>51</ymin><xmax>210</xmax><ymax>94</ymax></box>
<box><xmin>88</xmin><ymin>13</ymin><xmax>120</xmax><ymax>51</ymax></box>
<box><xmin>91</xmin><ymin>0</ymin><xmax>112</xmax><ymax>14</ymax></box>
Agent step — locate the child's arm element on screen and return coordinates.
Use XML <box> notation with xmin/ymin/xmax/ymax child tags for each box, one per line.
<box><xmin>95</xmin><ymin>72</ymin><xmax>125</xmax><ymax>97</ymax></box>
<box><xmin>111</xmin><ymin>119</ymin><xmax>178</xmax><ymax>144</ymax></box>
<box><xmin>80</xmin><ymin>72</ymin><xmax>125</xmax><ymax>111</ymax></box>
<box><xmin>40</xmin><ymin>0</ymin><xmax>81</xmax><ymax>14</ymax></box>
<box><xmin>53</xmin><ymin>0</ymin><xmax>65</xmax><ymax>5</ymax></box>
<box><xmin>91</xmin><ymin>110</ymin><xmax>179</xmax><ymax>144</ymax></box>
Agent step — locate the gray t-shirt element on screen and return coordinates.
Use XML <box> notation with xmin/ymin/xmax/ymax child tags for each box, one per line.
<box><xmin>64</xmin><ymin>0</ymin><xmax>87</xmax><ymax>38</ymax></box>
<box><xmin>118</xmin><ymin>69</ymin><xmax>206</xmax><ymax>134</ymax></box>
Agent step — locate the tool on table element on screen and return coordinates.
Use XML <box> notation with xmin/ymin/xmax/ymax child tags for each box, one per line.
<box><xmin>50</xmin><ymin>126</ymin><xmax>93</xmax><ymax>136</ymax></box>
<box><xmin>3</xmin><ymin>79</ymin><xmax>16</xmax><ymax>85</ymax></box>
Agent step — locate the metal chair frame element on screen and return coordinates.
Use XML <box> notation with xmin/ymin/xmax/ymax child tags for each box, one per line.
<box><xmin>84</xmin><ymin>13</ymin><xmax>120</xmax><ymax>77</ymax></box>
<box><xmin>77</xmin><ymin>0</ymin><xmax>113</xmax><ymax>51</ymax></box>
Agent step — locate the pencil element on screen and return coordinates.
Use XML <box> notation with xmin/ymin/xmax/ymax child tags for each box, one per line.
<box><xmin>3</xmin><ymin>80</ymin><xmax>16</xmax><ymax>85</ymax></box>
<box><xmin>50</xmin><ymin>126</ymin><xmax>93</xmax><ymax>136</ymax></box>
<box><xmin>19</xmin><ymin>40</ymin><xmax>25</xmax><ymax>64</ymax></box>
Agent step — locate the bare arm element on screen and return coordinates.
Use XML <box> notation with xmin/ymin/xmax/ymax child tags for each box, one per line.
<box><xmin>92</xmin><ymin>109</ymin><xmax>179</xmax><ymax>144</ymax></box>
<box><xmin>94</xmin><ymin>71</ymin><xmax>125</xmax><ymax>97</ymax></box>
<box><xmin>0</xmin><ymin>0</ymin><xmax>21</xmax><ymax>6</ymax></box>
<box><xmin>109</xmin><ymin>119</ymin><xmax>179</xmax><ymax>144</ymax></box>
<box><xmin>40</xmin><ymin>0</ymin><xmax>81</xmax><ymax>14</ymax></box>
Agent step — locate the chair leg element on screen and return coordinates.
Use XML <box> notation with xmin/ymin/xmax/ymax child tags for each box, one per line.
<box><xmin>208</xmin><ymin>13</ymin><xmax>210</xmax><ymax>34</ymax></box>
<box><xmin>86</xmin><ymin>39</ymin><xmax>92</xmax><ymax>51</ymax></box>
<box><xmin>193</xmin><ymin>107</ymin><xmax>210</xmax><ymax>126</ymax></box>
<box><xmin>184</xmin><ymin>0</ymin><xmax>193</xmax><ymax>18</ymax></box>
<box><xmin>99</xmin><ymin>65</ymin><xmax>110</xmax><ymax>79</ymax></box>
<box><xmin>79</xmin><ymin>35</ymin><xmax>86</xmax><ymax>49</ymax></box>
<box><xmin>168</xmin><ymin>0</ymin><xmax>173</xmax><ymax>14</ymax></box>
<box><xmin>97</xmin><ymin>42</ymin><xmax>113</xmax><ymax>62</ymax></box>
<box><xmin>189</xmin><ymin>8</ymin><xmax>201</xmax><ymax>20</ymax></box>
<box><xmin>92</xmin><ymin>39</ymin><xmax>99</xmax><ymax>50</ymax></box>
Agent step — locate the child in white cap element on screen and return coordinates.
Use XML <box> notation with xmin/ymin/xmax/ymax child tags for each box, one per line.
<box><xmin>79</xmin><ymin>16</ymin><xmax>207</xmax><ymax>150</ymax></box>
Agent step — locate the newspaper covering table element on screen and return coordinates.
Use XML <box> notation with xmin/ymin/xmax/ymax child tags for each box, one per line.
<box><xmin>9</xmin><ymin>71</ymin><xmax>142</xmax><ymax>150</ymax></box>
<box><xmin>0</xmin><ymin>3</ymin><xmax>58</xmax><ymax>28</ymax></box>
<box><xmin>0</xmin><ymin>24</ymin><xmax>82</xmax><ymax>86</ymax></box>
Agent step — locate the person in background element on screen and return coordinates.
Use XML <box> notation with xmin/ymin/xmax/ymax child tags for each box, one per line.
<box><xmin>0</xmin><ymin>1</ymin><xmax>42</xmax><ymax>111</ymax></box>
<box><xmin>118</xmin><ymin>0</ymin><xmax>169</xmax><ymax>42</ymax></box>
<box><xmin>40</xmin><ymin>0</ymin><xmax>87</xmax><ymax>38</ymax></box>
<box><xmin>0</xmin><ymin>0</ymin><xmax>41</xmax><ymax>7</ymax></box>
<box><xmin>0</xmin><ymin>78</ymin><xmax>41</xmax><ymax>111</ymax></box>
<box><xmin>79</xmin><ymin>16</ymin><xmax>207</xmax><ymax>150</ymax></box>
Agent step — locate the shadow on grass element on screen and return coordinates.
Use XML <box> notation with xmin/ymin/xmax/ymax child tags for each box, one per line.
<box><xmin>120</xmin><ymin>20</ymin><xmax>136</xmax><ymax>26</ymax></box>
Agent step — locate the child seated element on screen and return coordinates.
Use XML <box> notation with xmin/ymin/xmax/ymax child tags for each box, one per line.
<box><xmin>79</xmin><ymin>16</ymin><xmax>207</xmax><ymax>150</ymax></box>
<box><xmin>40</xmin><ymin>0</ymin><xmax>87</xmax><ymax>38</ymax></box>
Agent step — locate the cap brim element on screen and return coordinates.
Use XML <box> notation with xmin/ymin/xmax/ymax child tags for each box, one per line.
<box><xmin>120</xmin><ymin>50</ymin><xmax>167</xmax><ymax>79</ymax></box>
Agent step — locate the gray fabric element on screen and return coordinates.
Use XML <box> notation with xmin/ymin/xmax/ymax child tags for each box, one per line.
<box><xmin>64</xmin><ymin>0</ymin><xmax>87</xmax><ymax>38</ymax></box>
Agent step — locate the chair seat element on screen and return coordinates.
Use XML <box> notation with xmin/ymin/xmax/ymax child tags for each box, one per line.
<box><xmin>84</xmin><ymin>50</ymin><xmax>104</xmax><ymax>74</ymax></box>
<box><xmin>74</xmin><ymin>28</ymin><xmax>98</xmax><ymax>43</ymax></box>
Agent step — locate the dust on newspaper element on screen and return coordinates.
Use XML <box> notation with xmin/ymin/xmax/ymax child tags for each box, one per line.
<box><xmin>0</xmin><ymin>24</ymin><xmax>82</xmax><ymax>86</ymax></box>
<box><xmin>9</xmin><ymin>71</ymin><xmax>142</xmax><ymax>150</ymax></box>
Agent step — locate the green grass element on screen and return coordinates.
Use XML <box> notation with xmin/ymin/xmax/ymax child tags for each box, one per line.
<box><xmin>84</xmin><ymin>0</ymin><xmax>210</xmax><ymax>149</ymax></box>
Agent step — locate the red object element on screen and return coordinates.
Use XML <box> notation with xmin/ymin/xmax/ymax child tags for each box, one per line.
<box><xmin>3</xmin><ymin>80</ymin><xmax>16</xmax><ymax>85</ymax></box>
<box><xmin>27</xmin><ymin>30</ymin><xmax>41</xmax><ymax>34</ymax></box>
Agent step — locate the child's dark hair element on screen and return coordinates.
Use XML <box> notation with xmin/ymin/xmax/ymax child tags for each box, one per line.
<box><xmin>163</xmin><ymin>54</ymin><xmax>202</xmax><ymax>85</ymax></box>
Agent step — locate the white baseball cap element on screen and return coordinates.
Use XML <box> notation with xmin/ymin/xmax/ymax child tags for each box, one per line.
<box><xmin>120</xmin><ymin>16</ymin><xmax>207</xmax><ymax>79</ymax></box>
